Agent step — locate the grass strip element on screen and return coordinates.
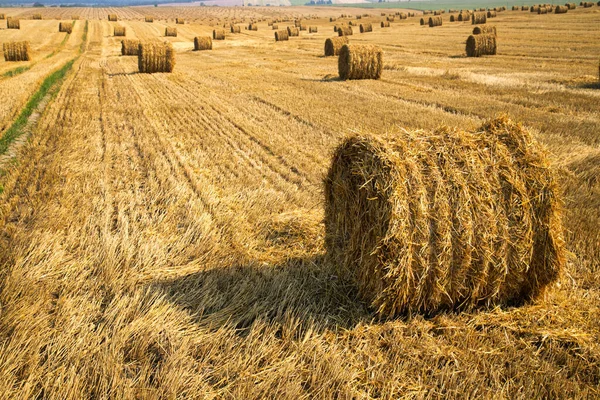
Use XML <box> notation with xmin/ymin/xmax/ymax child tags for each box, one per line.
<box><xmin>2</xmin><ymin>65</ymin><xmax>32</xmax><ymax>78</ymax></box>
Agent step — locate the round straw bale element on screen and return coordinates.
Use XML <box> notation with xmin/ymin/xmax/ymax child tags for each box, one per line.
<box><xmin>272</xmin><ymin>24</ymin><xmax>278</xmax><ymax>30</ymax></box>
<box><xmin>324</xmin><ymin>36</ymin><xmax>349</xmax><ymax>56</ymax></box>
<box><xmin>473</xmin><ymin>25</ymin><xmax>496</xmax><ymax>34</ymax></box>
<box><xmin>249</xmin><ymin>23</ymin><xmax>258</xmax><ymax>31</ymax></box>
<box><xmin>555</xmin><ymin>5</ymin><xmax>569</xmax><ymax>12</ymax></box>
<box><xmin>429</xmin><ymin>16</ymin><xmax>443</xmax><ymax>27</ymax></box>
<box><xmin>420</xmin><ymin>18</ymin><xmax>425</xmax><ymax>25</ymax></box>
<box><xmin>59</xmin><ymin>21</ymin><xmax>73</xmax><ymax>34</ymax></box>
<box><xmin>108</xmin><ymin>14</ymin><xmax>118</xmax><ymax>21</ymax></box>
<box><xmin>275</xmin><ymin>29</ymin><xmax>289</xmax><ymax>41</ymax></box>
<box><xmin>359</xmin><ymin>23</ymin><xmax>373</xmax><ymax>33</ymax></box>
<box><xmin>338</xmin><ymin>44</ymin><xmax>383</xmax><ymax>80</ymax></box>
<box><xmin>176</xmin><ymin>18</ymin><xmax>185</xmax><ymax>24</ymax></box>
<box><xmin>231</xmin><ymin>25</ymin><xmax>241</xmax><ymax>33</ymax></box>
<box><xmin>337</xmin><ymin>26</ymin><xmax>353</xmax><ymax>36</ymax></box>
<box><xmin>381</xmin><ymin>21</ymin><xmax>390</xmax><ymax>28</ymax></box>
<box><xmin>121</xmin><ymin>39</ymin><xmax>140</xmax><ymax>55</ymax></box>
<box><xmin>324</xmin><ymin>116</ymin><xmax>565</xmax><ymax>317</ymax></box>
<box><xmin>7</xmin><ymin>17</ymin><xmax>20</xmax><ymax>29</ymax></box>
<box><xmin>0</xmin><ymin>13</ymin><xmax>5</xmax><ymax>19</ymax></box>
<box><xmin>3</xmin><ymin>41</ymin><xmax>31</xmax><ymax>61</ymax></box>
<box><xmin>466</xmin><ymin>33</ymin><xmax>497</xmax><ymax>57</ymax></box>
<box><xmin>287</xmin><ymin>26</ymin><xmax>299</xmax><ymax>36</ymax></box>
<box><xmin>522</xmin><ymin>5</ymin><xmax>530</xmax><ymax>10</ymax></box>
<box><xmin>165</xmin><ymin>27</ymin><xmax>177</xmax><ymax>37</ymax></box>
<box><xmin>145</xmin><ymin>16</ymin><xmax>154</xmax><ymax>22</ymax></box>
<box><xmin>309</xmin><ymin>26</ymin><xmax>317</xmax><ymax>33</ymax></box>
<box><xmin>487</xmin><ymin>10</ymin><xmax>497</xmax><ymax>17</ymax></box>
<box><xmin>138</xmin><ymin>41</ymin><xmax>175</xmax><ymax>73</ymax></box>
<box><xmin>213</xmin><ymin>29</ymin><xmax>225</xmax><ymax>40</ymax></box>
<box><xmin>194</xmin><ymin>36</ymin><xmax>212</xmax><ymax>50</ymax></box>
<box><xmin>114</xmin><ymin>26</ymin><xmax>126</xmax><ymax>37</ymax></box>
<box><xmin>566</xmin><ymin>3</ymin><xmax>576</xmax><ymax>9</ymax></box>
<box><xmin>472</xmin><ymin>12</ymin><xmax>487</xmax><ymax>24</ymax></box>
<box><xmin>458</xmin><ymin>11</ymin><xmax>471</xmax><ymax>21</ymax></box>
<box><xmin>538</xmin><ymin>7</ymin><xmax>548</xmax><ymax>13</ymax></box>
<box><xmin>32</xmin><ymin>13</ymin><xmax>42</xmax><ymax>20</ymax></box>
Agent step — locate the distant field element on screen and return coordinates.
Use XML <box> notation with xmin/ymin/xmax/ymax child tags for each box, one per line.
<box><xmin>0</xmin><ymin>4</ymin><xmax>599</xmax><ymax>399</ymax></box>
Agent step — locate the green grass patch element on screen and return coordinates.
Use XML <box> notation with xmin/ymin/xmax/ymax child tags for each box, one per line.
<box><xmin>80</xmin><ymin>20</ymin><xmax>88</xmax><ymax>54</ymax></box>
<box><xmin>2</xmin><ymin>65</ymin><xmax>32</xmax><ymax>78</ymax></box>
<box><xmin>0</xmin><ymin>59</ymin><xmax>75</xmax><ymax>156</ymax></box>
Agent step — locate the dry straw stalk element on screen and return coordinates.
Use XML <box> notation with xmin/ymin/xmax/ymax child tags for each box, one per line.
<box><xmin>338</xmin><ymin>44</ymin><xmax>383</xmax><ymax>80</ymax></box>
<box><xmin>324</xmin><ymin>116</ymin><xmax>565</xmax><ymax>317</ymax></box>
<box><xmin>138</xmin><ymin>41</ymin><xmax>175</xmax><ymax>73</ymax></box>
<box><xmin>3</xmin><ymin>41</ymin><xmax>31</xmax><ymax>61</ymax></box>
<box><xmin>324</xmin><ymin>36</ymin><xmax>349</xmax><ymax>56</ymax></box>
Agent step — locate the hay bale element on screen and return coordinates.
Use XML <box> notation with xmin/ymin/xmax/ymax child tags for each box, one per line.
<box><xmin>324</xmin><ymin>36</ymin><xmax>348</xmax><ymax>56</ymax></box>
<box><xmin>248</xmin><ymin>23</ymin><xmax>258</xmax><ymax>31</ymax></box>
<box><xmin>231</xmin><ymin>25</ymin><xmax>241</xmax><ymax>33</ymax></box>
<box><xmin>176</xmin><ymin>18</ymin><xmax>184</xmax><ymax>24</ymax></box>
<box><xmin>472</xmin><ymin>12</ymin><xmax>487</xmax><ymax>24</ymax></box>
<box><xmin>309</xmin><ymin>26</ymin><xmax>317</xmax><ymax>33</ymax></box>
<box><xmin>32</xmin><ymin>13</ymin><xmax>42</xmax><ymax>20</ymax></box>
<box><xmin>538</xmin><ymin>7</ymin><xmax>548</xmax><ymax>14</ymax></box>
<box><xmin>473</xmin><ymin>25</ymin><xmax>496</xmax><ymax>35</ymax></box>
<box><xmin>0</xmin><ymin>14</ymin><xmax>5</xmax><ymax>19</ymax></box>
<box><xmin>487</xmin><ymin>10</ymin><xmax>497</xmax><ymax>17</ymax></box>
<box><xmin>566</xmin><ymin>3</ymin><xmax>577</xmax><ymax>9</ymax></box>
<box><xmin>72</xmin><ymin>15</ymin><xmax>79</xmax><ymax>20</ymax></box>
<box><xmin>522</xmin><ymin>5</ymin><xmax>530</xmax><ymax>10</ymax></box>
<box><xmin>287</xmin><ymin>26</ymin><xmax>299</xmax><ymax>36</ymax></box>
<box><xmin>3</xmin><ymin>41</ymin><xmax>31</xmax><ymax>61</ymax></box>
<box><xmin>387</xmin><ymin>16</ymin><xmax>395</xmax><ymax>21</ymax></box>
<box><xmin>555</xmin><ymin>5</ymin><xmax>569</xmax><ymax>12</ymax></box>
<box><xmin>114</xmin><ymin>26</ymin><xmax>126</xmax><ymax>37</ymax></box>
<box><xmin>359</xmin><ymin>23</ymin><xmax>373</xmax><ymax>33</ymax></box>
<box><xmin>145</xmin><ymin>16</ymin><xmax>154</xmax><ymax>23</ymax></box>
<box><xmin>381</xmin><ymin>21</ymin><xmax>390</xmax><ymax>28</ymax></box>
<box><xmin>275</xmin><ymin>29</ymin><xmax>289</xmax><ymax>41</ymax></box>
<box><xmin>213</xmin><ymin>29</ymin><xmax>225</xmax><ymax>40</ymax></box>
<box><xmin>338</xmin><ymin>44</ymin><xmax>383</xmax><ymax>80</ymax></box>
<box><xmin>138</xmin><ymin>41</ymin><xmax>175</xmax><ymax>73</ymax></box>
<box><xmin>121</xmin><ymin>39</ymin><xmax>140</xmax><ymax>56</ymax></box>
<box><xmin>272</xmin><ymin>24</ymin><xmax>278</xmax><ymax>30</ymax></box>
<box><xmin>194</xmin><ymin>36</ymin><xmax>212</xmax><ymax>50</ymax></box>
<box><xmin>420</xmin><ymin>18</ymin><xmax>425</xmax><ymax>25</ymax></box>
<box><xmin>458</xmin><ymin>12</ymin><xmax>471</xmax><ymax>21</ymax></box>
<box><xmin>429</xmin><ymin>16</ymin><xmax>443</xmax><ymax>27</ymax></box>
<box><xmin>165</xmin><ymin>27</ymin><xmax>177</xmax><ymax>37</ymax></box>
<box><xmin>324</xmin><ymin>116</ymin><xmax>565</xmax><ymax>317</ymax></box>
<box><xmin>59</xmin><ymin>22</ymin><xmax>72</xmax><ymax>34</ymax></box>
<box><xmin>531</xmin><ymin>5</ymin><xmax>540</xmax><ymax>12</ymax></box>
<box><xmin>338</xmin><ymin>26</ymin><xmax>353</xmax><ymax>36</ymax></box>
<box><xmin>7</xmin><ymin>17</ymin><xmax>20</xmax><ymax>29</ymax></box>
<box><xmin>466</xmin><ymin>33</ymin><xmax>497</xmax><ymax>57</ymax></box>
<box><xmin>108</xmin><ymin>14</ymin><xmax>117</xmax><ymax>22</ymax></box>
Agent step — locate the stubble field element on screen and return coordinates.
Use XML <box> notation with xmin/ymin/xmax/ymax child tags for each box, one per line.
<box><xmin>0</xmin><ymin>5</ymin><xmax>599</xmax><ymax>399</ymax></box>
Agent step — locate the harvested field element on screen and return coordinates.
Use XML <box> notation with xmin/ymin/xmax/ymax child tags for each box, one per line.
<box><xmin>0</xmin><ymin>5</ymin><xmax>599</xmax><ymax>399</ymax></box>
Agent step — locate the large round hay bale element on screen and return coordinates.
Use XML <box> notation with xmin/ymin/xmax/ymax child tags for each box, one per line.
<box><xmin>429</xmin><ymin>16</ymin><xmax>443</xmax><ymax>27</ymax></box>
<box><xmin>338</xmin><ymin>44</ymin><xmax>383</xmax><ymax>80</ymax></box>
<box><xmin>108</xmin><ymin>14</ymin><xmax>117</xmax><ymax>22</ymax></box>
<box><xmin>472</xmin><ymin>12</ymin><xmax>487</xmax><ymax>24</ymax></box>
<box><xmin>138</xmin><ymin>41</ymin><xmax>175</xmax><ymax>73</ymax></box>
<box><xmin>213</xmin><ymin>29</ymin><xmax>225</xmax><ymax>40</ymax></box>
<box><xmin>248</xmin><ymin>23</ymin><xmax>258</xmax><ymax>31</ymax></box>
<box><xmin>176</xmin><ymin>18</ymin><xmax>185</xmax><ymax>24</ymax></box>
<box><xmin>231</xmin><ymin>25</ymin><xmax>241</xmax><ymax>33</ymax></box>
<box><xmin>3</xmin><ymin>41</ymin><xmax>31</xmax><ymax>61</ymax></box>
<box><xmin>566</xmin><ymin>3</ymin><xmax>577</xmax><ymax>9</ymax></box>
<box><xmin>458</xmin><ymin>11</ymin><xmax>471</xmax><ymax>21</ymax></box>
<box><xmin>145</xmin><ymin>16</ymin><xmax>154</xmax><ymax>23</ymax></box>
<box><xmin>121</xmin><ymin>39</ymin><xmax>140</xmax><ymax>55</ymax></box>
<box><xmin>59</xmin><ymin>21</ymin><xmax>72</xmax><ymax>33</ymax></box>
<box><xmin>420</xmin><ymin>17</ymin><xmax>425</xmax><ymax>25</ymax></box>
<box><xmin>324</xmin><ymin>116</ymin><xmax>565</xmax><ymax>317</ymax></box>
<box><xmin>466</xmin><ymin>33</ymin><xmax>497</xmax><ymax>56</ymax></box>
<box><xmin>381</xmin><ymin>21</ymin><xmax>390</xmax><ymax>28</ymax></box>
<box><xmin>165</xmin><ymin>27</ymin><xmax>177</xmax><ymax>37</ymax></box>
<box><xmin>114</xmin><ymin>26</ymin><xmax>126</xmax><ymax>37</ymax></box>
<box><xmin>309</xmin><ymin>26</ymin><xmax>317</xmax><ymax>33</ymax></box>
<box><xmin>359</xmin><ymin>23</ymin><xmax>373</xmax><ymax>33</ymax></box>
<box><xmin>7</xmin><ymin>17</ymin><xmax>20</xmax><ymax>29</ymax></box>
<box><xmin>555</xmin><ymin>5</ymin><xmax>569</xmax><ymax>12</ymax></box>
<box><xmin>337</xmin><ymin>26</ymin><xmax>353</xmax><ymax>36</ymax></box>
<box><xmin>287</xmin><ymin>26</ymin><xmax>299</xmax><ymax>36</ymax></box>
<box><xmin>275</xmin><ymin>29</ymin><xmax>289</xmax><ymax>41</ymax></box>
<box><xmin>487</xmin><ymin>10</ymin><xmax>497</xmax><ymax>17</ymax></box>
<box><xmin>522</xmin><ymin>5</ymin><xmax>530</xmax><ymax>10</ymax></box>
<box><xmin>324</xmin><ymin>36</ymin><xmax>349</xmax><ymax>56</ymax></box>
<box><xmin>473</xmin><ymin>25</ymin><xmax>496</xmax><ymax>35</ymax></box>
<box><xmin>194</xmin><ymin>36</ymin><xmax>212</xmax><ymax>50</ymax></box>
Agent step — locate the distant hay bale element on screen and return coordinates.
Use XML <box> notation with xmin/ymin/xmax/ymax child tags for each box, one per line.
<box><xmin>287</xmin><ymin>26</ymin><xmax>299</xmax><ymax>36</ymax></box>
<box><xmin>121</xmin><ymin>39</ymin><xmax>140</xmax><ymax>55</ymax></box>
<box><xmin>0</xmin><ymin>13</ymin><xmax>5</xmax><ymax>19</ymax></box>
<box><xmin>473</xmin><ymin>25</ymin><xmax>496</xmax><ymax>34</ymax></box>
<box><xmin>114</xmin><ymin>26</ymin><xmax>126</xmax><ymax>37</ymax></box>
<box><xmin>324</xmin><ymin>36</ymin><xmax>348</xmax><ymax>56</ymax></box>
<box><xmin>338</xmin><ymin>26</ymin><xmax>353</xmax><ymax>36</ymax></box>
<box><xmin>487</xmin><ymin>10</ymin><xmax>497</xmax><ymax>17</ymax></box>
<box><xmin>338</xmin><ymin>44</ymin><xmax>383</xmax><ymax>80</ymax></box>
<box><xmin>359</xmin><ymin>23</ymin><xmax>373</xmax><ymax>33</ymax></box>
<box><xmin>538</xmin><ymin>7</ymin><xmax>548</xmax><ymax>14</ymax></box>
<box><xmin>472</xmin><ymin>12</ymin><xmax>487</xmax><ymax>24</ymax></box>
<box><xmin>420</xmin><ymin>18</ymin><xmax>425</xmax><ymax>25</ymax></box>
<box><xmin>531</xmin><ymin>5</ymin><xmax>540</xmax><ymax>12</ymax></box>
<box><xmin>176</xmin><ymin>18</ymin><xmax>184</xmax><ymax>24</ymax></box>
<box><xmin>399</xmin><ymin>12</ymin><xmax>407</xmax><ymax>19</ymax></box>
<box><xmin>309</xmin><ymin>26</ymin><xmax>317</xmax><ymax>33</ymax></box>
<box><xmin>330</xmin><ymin>17</ymin><xmax>337</xmax><ymax>22</ymax></box>
<box><xmin>466</xmin><ymin>33</ymin><xmax>497</xmax><ymax>57</ymax></box>
<box><xmin>434</xmin><ymin>10</ymin><xmax>442</xmax><ymax>15</ymax></box>
<box><xmin>108</xmin><ymin>14</ymin><xmax>117</xmax><ymax>22</ymax></box>
<box><xmin>429</xmin><ymin>16</ymin><xmax>443</xmax><ymax>27</ymax></box>
<box><xmin>138</xmin><ymin>41</ymin><xmax>175</xmax><ymax>73</ymax></box>
<box><xmin>272</xmin><ymin>24</ymin><xmax>278</xmax><ymax>30</ymax></box>
<box><xmin>275</xmin><ymin>30</ymin><xmax>289</xmax><ymax>41</ymax></box>
<box><xmin>145</xmin><ymin>16</ymin><xmax>154</xmax><ymax>23</ymax></box>
<box><xmin>213</xmin><ymin>29</ymin><xmax>225</xmax><ymax>40</ymax></box>
<box><xmin>325</xmin><ymin>116</ymin><xmax>565</xmax><ymax>317</ymax></box>
<box><xmin>59</xmin><ymin>22</ymin><xmax>73</xmax><ymax>33</ymax></box>
<box><xmin>3</xmin><ymin>41</ymin><xmax>31</xmax><ymax>61</ymax></box>
<box><xmin>7</xmin><ymin>17</ymin><xmax>20</xmax><ymax>29</ymax></box>
<box><xmin>387</xmin><ymin>16</ymin><xmax>395</xmax><ymax>21</ymax></box>
<box><xmin>555</xmin><ymin>5</ymin><xmax>569</xmax><ymax>12</ymax></box>
<box><xmin>423</xmin><ymin>10</ymin><xmax>432</xmax><ymax>15</ymax></box>
<box><xmin>165</xmin><ymin>27</ymin><xmax>177</xmax><ymax>37</ymax></box>
<box><xmin>458</xmin><ymin>12</ymin><xmax>471</xmax><ymax>21</ymax></box>
<box><xmin>450</xmin><ymin>15</ymin><xmax>456</xmax><ymax>22</ymax></box>
<box><xmin>381</xmin><ymin>21</ymin><xmax>390</xmax><ymax>27</ymax></box>
<box><xmin>566</xmin><ymin>3</ymin><xmax>577</xmax><ymax>9</ymax></box>
<box><xmin>522</xmin><ymin>5</ymin><xmax>530</xmax><ymax>10</ymax></box>
<box><xmin>72</xmin><ymin>15</ymin><xmax>79</xmax><ymax>20</ymax></box>
<box><xmin>194</xmin><ymin>36</ymin><xmax>212</xmax><ymax>50</ymax></box>
<box><xmin>248</xmin><ymin>23</ymin><xmax>258</xmax><ymax>31</ymax></box>
<box><xmin>32</xmin><ymin>13</ymin><xmax>42</xmax><ymax>20</ymax></box>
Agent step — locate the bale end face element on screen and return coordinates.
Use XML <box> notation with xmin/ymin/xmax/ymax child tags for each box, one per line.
<box><xmin>324</xmin><ymin>116</ymin><xmax>565</xmax><ymax>317</ymax></box>
<box><xmin>338</xmin><ymin>44</ymin><xmax>383</xmax><ymax>80</ymax></box>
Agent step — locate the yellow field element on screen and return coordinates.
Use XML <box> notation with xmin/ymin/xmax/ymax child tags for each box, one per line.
<box><xmin>0</xmin><ymin>5</ymin><xmax>599</xmax><ymax>398</ymax></box>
